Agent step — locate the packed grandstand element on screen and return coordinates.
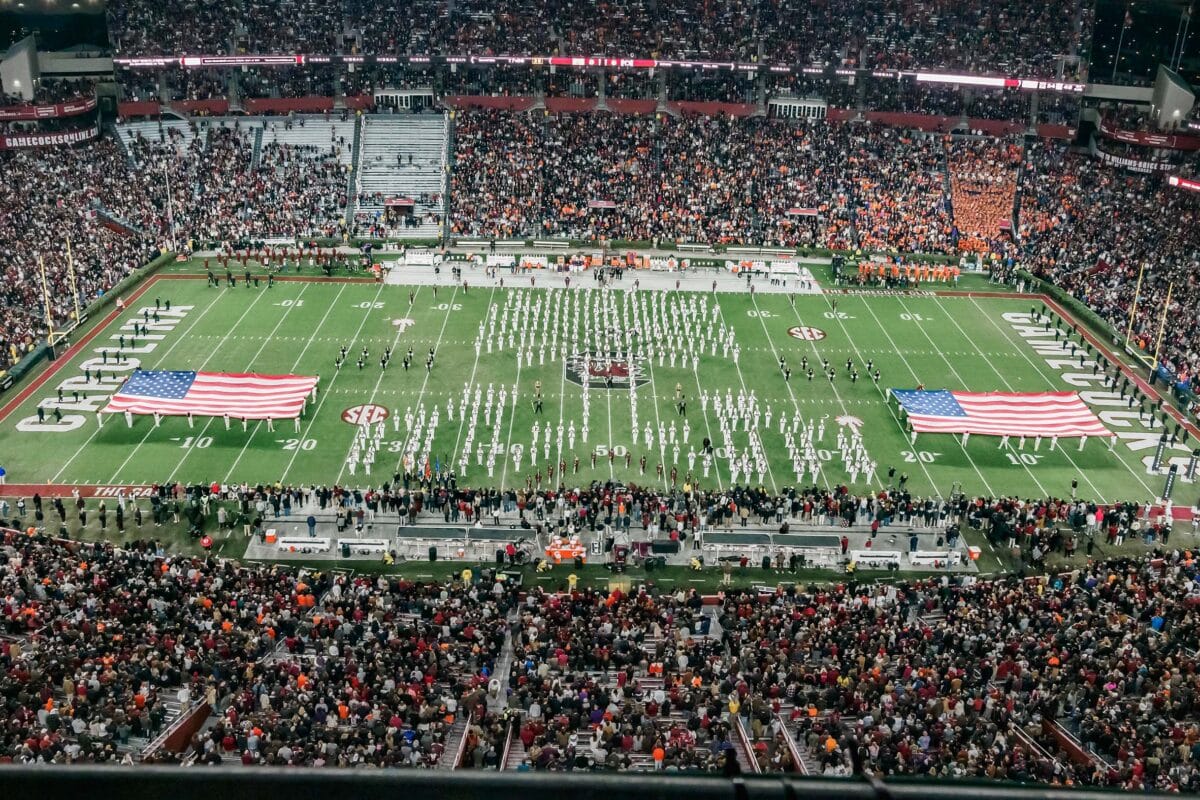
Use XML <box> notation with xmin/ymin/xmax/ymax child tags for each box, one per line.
<box><xmin>1</xmin><ymin>0</ymin><xmax>1200</xmax><ymax>794</ymax></box>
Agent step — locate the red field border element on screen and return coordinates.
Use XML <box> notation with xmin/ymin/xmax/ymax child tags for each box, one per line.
<box><xmin>0</xmin><ymin>483</ymin><xmax>154</xmax><ymax>499</ymax></box>
<box><xmin>0</xmin><ymin>274</ymin><xmax>163</xmax><ymax>424</ymax></box>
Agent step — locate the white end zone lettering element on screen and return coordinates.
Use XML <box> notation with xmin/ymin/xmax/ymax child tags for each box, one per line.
<box><xmin>16</xmin><ymin>414</ymin><xmax>86</xmax><ymax>432</ymax></box>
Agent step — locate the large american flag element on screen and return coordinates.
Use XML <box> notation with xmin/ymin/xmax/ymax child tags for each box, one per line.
<box><xmin>103</xmin><ymin>370</ymin><xmax>318</xmax><ymax>420</ymax></box>
<box><xmin>892</xmin><ymin>389</ymin><xmax>1111</xmax><ymax>438</ymax></box>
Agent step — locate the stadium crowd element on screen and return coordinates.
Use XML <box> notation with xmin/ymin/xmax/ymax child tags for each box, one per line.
<box><xmin>451</xmin><ymin>112</ymin><xmax>966</xmax><ymax>252</ymax></box>
<box><xmin>2</xmin><ymin>480</ymin><xmax>1198</xmax><ymax>788</ymax></box>
<box><xmin>0</xmin><ymin>140</ymin><xmax>162</xmax><ymax>376</ymax></box>
<box><xmin>0</xmin><ymin>529</ymin><xmax>507</xmax><ymax>767</ymax></box>
<box><xmin>1017</xmin><ymin>140</ymin><xmax>1200</xmax><ymax>390</ymax></box>
<box><xmin>102</xmin><ymin>0</ymin><xmax>1090</xmax><ymax>78</ymax></box>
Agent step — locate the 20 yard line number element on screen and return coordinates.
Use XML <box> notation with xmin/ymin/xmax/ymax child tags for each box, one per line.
<box><xmin>901</xmin><ymin>449</ymin><xmax>941</xmax><ymax>463</ymax></box>
<box><xmin>279</xmin><ymin>438</ymin><xmax>318</xmax><ymax>451</ymax></box>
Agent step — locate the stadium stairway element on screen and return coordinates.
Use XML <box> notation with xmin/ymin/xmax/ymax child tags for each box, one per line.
<box><xmin>439</xmin><ymin>712</ymin><xmax>472</xmax><ymax>770</ymax></box>
<box><xmin>788</xmin><ymin>711</ymin><xmax>846</xmax><ymax>776</ymax></box>
<box><xmin>107</xmin><ymin>686</ymin><xmax>192</xmax><ymax>762</ymax></box>
<box><xmin>1043</xmin><ymin>715</ymin><xmax>1115</xmax><ymax>777</ymax></box>
<box><xmin>732</xmin><ymin>715</ymin><xmax>760</xmax><ymax>773</ymax></box>
<box><xmin>115</xmin><ymin>119</ymin><xmax>200</xmax><ymax>162</ymax></box>
<box><xmin>251</xmin><ymin>126</ymin><xmax>264</xmax><ymax>170</ymax></box>
<box><xmin>502</xmin><ymin>722</ymin><xmax>528</xmax><ymax>770</ymax></box>
<box><xmin>346</xmin><ymin>115</ymin><xmax>363</xmax><ymax>228</ymax></box>
<box><xmin>353</xmin><ymin>113</ymin><xmax>448</xmax><ymax>239</ymax></box>
<box><xmin>261</xmin><ymin>116</ymin><xmax>357</xmax><ymax>169</ymax></box>
<box><xmin>771</xmin><ymin>711</ymin><xmax>812</xmax><ymax>775</ymax></box>
<box><xmin>109</xmin><ymin>122</ymin><xmax>137</xmax><ymax>168</ymax></box>
<box><xmin>487</xmin><ymin>608</ymin><xmax>520</xmax><ymax>715</ymax></box>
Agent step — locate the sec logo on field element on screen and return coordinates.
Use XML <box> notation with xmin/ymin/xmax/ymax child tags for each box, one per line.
<box><xmin>787</xmin><ymin>326</ymin><xmax>826</xmax><ymax>341</ymax></box>
<box><xmin>342</xmin><ymin>404</ymin><xmax>390</xmax><ymax>426</ymax></box>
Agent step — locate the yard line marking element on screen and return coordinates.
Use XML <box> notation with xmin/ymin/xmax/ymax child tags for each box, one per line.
<box><xmin>387</xmin><ymin>286</ymin><xmax>460</xmax><ymax>480</ymax></box>
<box><xmin>281</xmin><ymin>283</ymin><xmax>388</xmax><ymax>482</ymax></box>
<box><xmin>166</xmin><ymin>284</ymin><xmax>313</xmax><ymax>484</ymax></box>
<box><xmin>963</xmin><ymin>296</ymin><xmax>1155</xmax><ymax>501</ymax></box>
<box><xmin>788</xmin><ymin>298</ymin><xmax>925</xmax><ymax>491</ymax></box>
<box><xmin>107</xmin><ymin>288</ymin><xmax>273</xmax><ymax>484</ymax></box>
<box><xmin>554</xmin><ymin>289</ymin><xmax>571</xmax><ymax>476</ymax></box>
<box><xmin>858</xmin><ymin>297</ymin><xmax>993</xmax><ymax>496</ymax></box>
<box><xmin>638</xmin><ymin>292</ymin><xmax>670</xmax><ymax>490</ymax></box>
<box><xmin>712</xmin><ymin>295</ymin><xmax>778</xmax><ymax>494</ymax></box>
<box><xmin>332</xmin><ymin>285</ymin><xmax>428</xmax><ymax>484</ymax></box>
<box><xmin>448</xmin><ymin>286</ymin><xmax>498</xmax><ymax>473</ymax></box>
<box><xmin>687</xmin><ymin>351</ymin><xmax>724</xmax><ymax>491</ymax></box>
<box><xmin>897</xmin><ymin>296</ymin><xmax>1032</xmax><ymax>497</ymax></box>
<box><xmin>52</xmin><ymin>287</ymin><xmax>228</xmax><ymax>483</ymax></box>
<box><xmin>897</xmin><ymin>293</ymin><xmax>1056</xmax><ymax>496</ymax></box>
<box><xmin>751</xmin><ymin>294</ymin><xmax>881</xmax><ymax>492</ymax></box>
<box><xmin>222</xmin><ymin>284</ymin><xmax>348</xmax><ymax>482</ymax></box>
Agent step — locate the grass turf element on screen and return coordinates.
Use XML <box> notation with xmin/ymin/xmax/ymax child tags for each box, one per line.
<box><xmin>0</xmin><ymin>261</ymin><xmax>1175</xmax><ymax>505</ymax></box>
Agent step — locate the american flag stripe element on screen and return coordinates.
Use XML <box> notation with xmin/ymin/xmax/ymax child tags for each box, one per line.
<box><xmin>102</xmin><ymin>370</ymin><xmax>317</xmax><ymax>420</ymax></box>
<box><xmin>894</xmin><ymin>389</ymin><xmax>1111</xmax><ymax>438</ymax></box>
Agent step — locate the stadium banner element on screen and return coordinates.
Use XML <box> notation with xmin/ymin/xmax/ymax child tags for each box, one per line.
<box><xmin>0</xmin><ymin>123</ymin><xmax>100</xmax><ymax>150</ymax></box>
<box><xmin>1097</xmin><ymin>122</ymin><xmax>1200</xmax><ymax>152</ymax></box>
<box><xmin>404</xmin><ymin>250</ymin><xmax>437</xmax><ymax>266</ymax></box>
<box><xmin>0</xmin><ymin>96</ymin><xmax>96</xmax><ymax>121</ymax></box>
<box><xmin>649</xmin><ymin>257</ymin><xmax>687</xmax><ymax>270</ymax></box>
<box><xmin>725</xmin><ymin>259</ymin><xmax>802</xmax><ymax>275</ymax></box>
<box><xmin>169</xmin><ymin>99</ymin><xmax>230</xmax><ymax>115</ymax></box>
<box><xmin>444</xmin><ymin>95</ymin><xmax>536</xmax><ymax>112</ymax></box>
<box><xmin>108</xmin><ymin>54</ymin><xmax>1091</xmax><ymax>96</ymax></box>
<box><xmin>1169</xmin><ymin>175</ymin><xmax>1200</xmax><ymax>193</ymax></box>
<box><xmin>1094</xmin><ymin>150</ymin><xmax>1176</xmax><ymax>173</ymax></box>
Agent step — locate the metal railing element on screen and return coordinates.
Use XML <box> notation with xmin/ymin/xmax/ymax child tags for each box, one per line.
<box><xmin>0</xmin><ymin>766</ymin><xmax>1170</xmax><ymax>800</ymax></box>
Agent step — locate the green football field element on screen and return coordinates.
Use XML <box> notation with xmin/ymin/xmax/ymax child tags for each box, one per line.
<box><xmin>0</xmin><ymin>261</ymin><xmax>1180</xmax><ymax>504</ymax></box>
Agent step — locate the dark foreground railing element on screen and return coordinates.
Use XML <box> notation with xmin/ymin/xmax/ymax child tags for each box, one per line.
<box><xmin>0</xmin><ymin>767</ymin><xmax>1151</xmax><ymax>800</ymax></box>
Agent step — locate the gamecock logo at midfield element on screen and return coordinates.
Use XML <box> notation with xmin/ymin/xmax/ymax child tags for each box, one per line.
<box><xmin>565</xmin><ymin>352</ymin><xmax>649</xmax><ymax>389</ymax></box>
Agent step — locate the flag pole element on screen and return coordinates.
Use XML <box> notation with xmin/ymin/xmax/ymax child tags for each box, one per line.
<box><xmin>1152</xmin><ymin>282</ymin><xmax>1174</xmax><ymax>370</ymax></box>
<box><xmin>1112</xmin><ymin>4</ymin><xmax>1131</xmax><ymax>83</ymax></box>
<box><xmin>1125</xmin><ymin>262</ymin><xmax>1145</xmax><ymax>351</ymax></box>
<box><xmin>66</xmin><ymin>235</ymin><xmax>81</xmax><ymax>326</ymax></box>
<box><xmin>38</xmin><ymin>255</ymin><xmax>55</xmax><ymax>345</ymax></box>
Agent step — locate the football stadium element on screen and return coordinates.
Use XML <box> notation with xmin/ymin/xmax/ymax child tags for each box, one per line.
<box><xmin>0</xmin><ymin>0</ymin><xmax>1199</xmax><ymax>795</ymax></box>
